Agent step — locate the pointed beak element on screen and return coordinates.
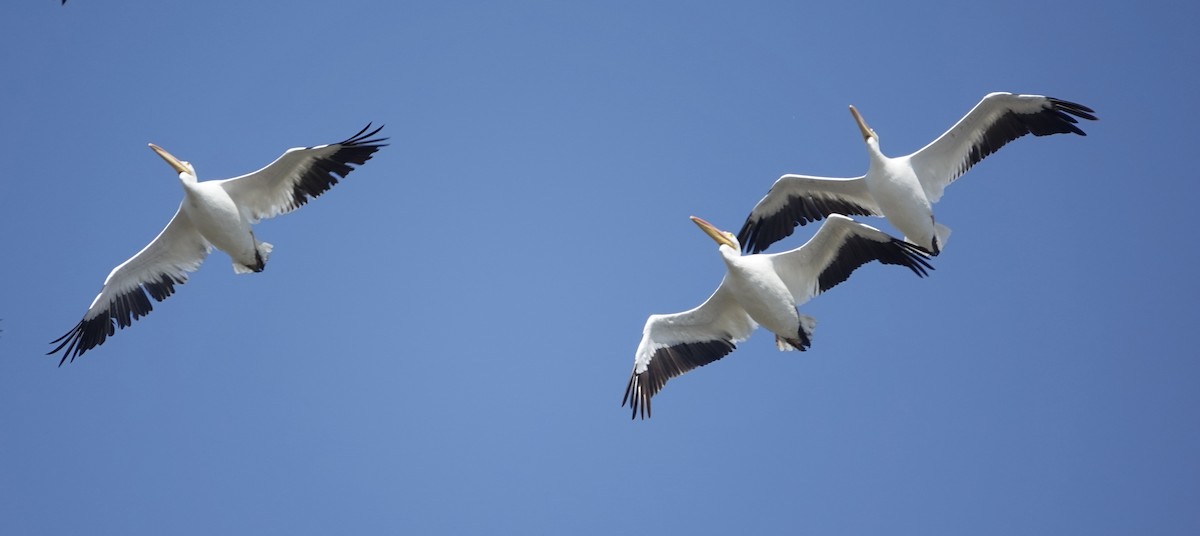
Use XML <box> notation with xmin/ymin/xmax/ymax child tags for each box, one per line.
<box><xmin>690</xmin><ymin>216</ymin><xmax>738</xmax><ymax>249</ymax></box>
<box><xmin>849</xmin><ymin>105</ymin><xmax>875</xmax><ymax>141</ymax></box>
<box><xmin>148</xmin><ymin>143</ymin><xmax>189</xmax><ymax>174</ymax></box>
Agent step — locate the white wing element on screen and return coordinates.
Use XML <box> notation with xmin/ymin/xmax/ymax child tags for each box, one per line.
<box><xmin>50</xmin><ymin>206</ymin><xmax>212</xmax><ymax>364</ymax></box>
<box><xmin>908</xmin><ymin>92</ymin><xmax>1097</xmax><ymax>203</ymax></box>
<box><xmin>737</xmin><ymin>173</ymin><xmax>880</xmax><ymax>254</ymax></box>
<box><xmin>218</xmin><ymin>124</ymin><xmax>387</xmax><ymax>223</ymax></box>
<box><xmin>767</xmin><ymin>214</ymin><xmax>933</xmax><ymax>306</ymax></box>
<box><xmin>622</xmin><ymin>282</ymin><xmax>757</xmax><ymax>419</ymax></box>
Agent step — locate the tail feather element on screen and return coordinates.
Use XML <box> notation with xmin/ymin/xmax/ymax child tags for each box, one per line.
<box><xmin>933</xmin><ymin>222</ymin><xmax>952</xmax><ymax>255</ymax></box>
<box><xmin>258</xmin><ymin>241</ymin><xmax>274</xmax><ymax>262</ymax></box>
<box><xmin>233</xmin><ymin>241</ymin><xmax>273</xmax><ymax>274</ymax></box>
<box><xmin>905</xmin><ymin>222</ymin><xmax>952</xmax><ymax>256</ymax></box>
<box><xmin>776</xmin><ymin>314</ymin><xmax>816</xmax><ymax>351</ymax></box>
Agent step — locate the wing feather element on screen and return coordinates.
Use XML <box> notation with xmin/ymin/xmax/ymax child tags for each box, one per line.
<box><xmin>908</xmin><ymin>92</ymin><xmax>1097</xmax><ymax>203</ymax></box>
<box><xmin>219</xmin><ymin>124</ymin><xmax>388</xmax><ymax>223</ymax></box>
<box><xmin>622</xmin><ymin>283</ymin><xmax>755</xmax><ymax>419</ymax></box>
<box><xmin>737</xmin><ymin>174</ymin><xmax>880</xmax><ymax>254</ymax></box>
<box><xmin>767</xmin><ymin>215</ymin><xmax>933</xmax><ymax>305</ymax></box>
<box><xmin>49</xmin><ymin>207</ymin><xmax>212</xmax><ymax>364</ymax></box>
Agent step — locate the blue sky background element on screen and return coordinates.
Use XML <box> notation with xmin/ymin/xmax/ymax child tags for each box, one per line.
<box><xmin>2</xmin><ymin>1</ymin><xmax>1198</xmax><ymax>534</ymax></box>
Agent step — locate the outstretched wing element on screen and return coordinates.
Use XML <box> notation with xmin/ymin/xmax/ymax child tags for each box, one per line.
<box><xmin>737</xmin><ymin>174</ymin><xmax>879</xmax><ymax>255</ymax></box>
<box><xmin>767</xmin><ymin>214</ymin><xmax>933</xmax><ymax>306</ymax></box>
<box><xmin>218</xmin><ymin>124</ymin><xmax>388</xmax><ymax>223</ymax></box>
<box><xmin>49</xmin><ymin>207</ymin><xmax>212</xmax><ymax>364</ymax></box>
<box><xmin>623</xmin><ymin>283</ymin><xmax>756</xmax><ymax>419</ymax></box>
<box><xmin>908</xmin><ymin>92</ymin><xmax>1097</xmax><ymax>203</ymax></box>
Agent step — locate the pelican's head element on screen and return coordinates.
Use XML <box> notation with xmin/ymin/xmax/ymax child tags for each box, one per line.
<box><xmin>690</xmin><ymin>216</ymin><xmax>741</xmax><ymax>253</ymax></box>
<box><xmin>148</xmin><ymin>143</ymin><xmax>195</xmax><ymax>180</ymax></box>
<box><xmin>848</xmin><ymin>105</ymin><xmax>878</xmax><ymax>144</ymax></box>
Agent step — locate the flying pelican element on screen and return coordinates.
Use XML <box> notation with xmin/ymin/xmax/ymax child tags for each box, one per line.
<box><xmin>737</xmin><ymin>92</ymin><xmax>1097</xmax><ymax>255</ymax></box>
<box><xmin>49</xmin><ymin>124</ymin><xmax>387</xmax><ymax>364</ymax></box>
<box><xmin>623</xmin><ymin>214</ymin><xmax>933</xmax><ymax>419</ymax></box>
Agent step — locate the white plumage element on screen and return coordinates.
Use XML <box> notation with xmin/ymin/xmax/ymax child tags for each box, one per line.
<box><xmin>623</xmin><ymin>214</ymin><xmax>933</xmax><ymax>419</ymax></box>
<box><xmin>738</xmin><ymin>92</ymin><xmax>1097</xmax><ymax>255</ymax></box>
<box><xmin>50</xmin><ymin>124</ymin><xmax>387</xmax><ymax>364</ymax></box>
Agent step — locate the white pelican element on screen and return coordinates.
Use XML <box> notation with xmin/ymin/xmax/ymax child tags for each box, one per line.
<box><xmin>737</xmin><ymin>92</ymin><xmax>1097</xmax><ymax>255</ymax></box>
<box><xmin>623</xmin><ymin>214</ymin><xmax>933</xmax><ymax>419</ymax></box>
<box><xmin>49</xmin><ymin>124</ymin><xmax>387</xmax><ymax>364</ymax></box>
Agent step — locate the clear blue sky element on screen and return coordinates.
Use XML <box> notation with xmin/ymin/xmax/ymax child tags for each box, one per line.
<box><xmin>2</xmin><ymin>1</ymin><xmax>1197</xmax><ymax>534</ymax></box>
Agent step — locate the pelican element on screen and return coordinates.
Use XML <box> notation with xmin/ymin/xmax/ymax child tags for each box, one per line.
<box><xmin>623</xmin><ymin>214</ymin><xmax>933</xmax><ymax>419</ymax></box>
<box><xmin>737</xmin><ymin>92</ymin><xmax>1097</xmax><ymax>255</ymax></box>
<box><xmin>49</xmin><ymin>124</ymin><xmax>388</xmax><ymax>364</ymax></box>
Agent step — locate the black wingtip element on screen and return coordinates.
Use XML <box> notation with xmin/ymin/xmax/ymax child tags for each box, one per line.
<box><xmin>623</xmin><ymin>339</ymin><xmax>737</xmax><ymax>420</ymax></box>
<box><xmin>1048</xmin><ymin>98</ymin><xmax>1098</xmax><ymax>121</ymax></box>
<box><xmin>895</xmin><ymin>239</ymin><xmax>935</xmax><ymax>278</ymax></box>
<box><xmin>622</xmin><ymin>371</ymin><xmax>651</xmax><ymax>420</ymax></box>
<box><xmin>341</xmin><ymin>123</ymin><xmax>389</xmax><ymax>147</ymax></box>
<box><xmin>47</xmin><ymin>319</ymin><xmax>89</xmax><ymax>366</ymax></box>
<box><xmin>48</xmin><ymin>273</ymin><xmax>182</xmax><ymax>366</ymax></box>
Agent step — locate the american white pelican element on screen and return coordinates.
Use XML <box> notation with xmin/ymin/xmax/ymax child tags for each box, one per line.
<box><xmin>623</xmin><ymin>214</ymin><xmax>933</xmax><ymax>419</ymax></box>
<box><xmin>49</xmin><ymin>124</ymin><xmax>387</xmax><ymax>364</ymax></box>
<box><xmin>737</xmin><ymin>92</ymin><xmax>1097</xmax><ymax>255</ymax></box>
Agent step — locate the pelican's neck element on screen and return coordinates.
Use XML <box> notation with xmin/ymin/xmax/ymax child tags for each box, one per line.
<box><xmin>178</xmin><ymin>171</ymin><xmax>198</xmax><ymax>187</ymax></box>
<box><xmin>864</xmin><ymin>137</ymin><xmax>887</xmax><ymax>169</ymax></box>
<box><xmin>718</xmin><ymin>244</ymin><xmax>742</xmax><ymax>266</ymax></box>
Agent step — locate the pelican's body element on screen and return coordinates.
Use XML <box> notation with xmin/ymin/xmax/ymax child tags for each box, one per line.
<box><xmin>623</xmin><ymin>214</ymin><xmax>934</xmax><ymax>419</ymax></box>
<box><xmin>737</xmin><ymin>92</ymin><xmax>1097</xmax><ymax>255</ymax></box>
<box><xmin>721</xmin><ymin>252</ymin><xmax>802</xmax><ymax>342</ymax></box>
<box><xmin>177</xmin><ymin>170</ymin><xmax>267</xmax><ymax>273</ymax></box>
<box><xmin>859</xmin><ymin>134</ymin><xmax>946</xmax><ymax>253</ymax></box>
<box><xmin>50</xmin><ymin>124</ymin><xmax>388</xmax><ymax>364</ymax></box>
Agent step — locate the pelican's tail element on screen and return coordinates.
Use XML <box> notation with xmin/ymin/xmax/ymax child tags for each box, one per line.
<box><xmin>776</xmin><ymin>314</ymin><xmax>816</xmax><ymax>352</ymax></box>
<box><xmin>932</xmin><ymin>222</ymin><xmax>952</xmax><ymax>255</ymax></box>
<box><xmin>908</xmin><ymin>222</ymin><xmax>952</xmax><ymax>256</ymax></box>
<box><xmin>233</xmin><ymin>241</ymin><xmax>273</xmax><ymax>274</ymax></box>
